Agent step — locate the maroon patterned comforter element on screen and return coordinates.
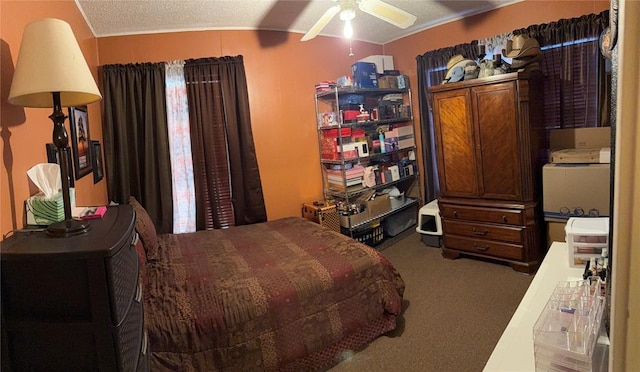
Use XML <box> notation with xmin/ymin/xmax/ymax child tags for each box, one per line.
<box><xmin>143</xmin><ymin>217</ymin><xmax>404</xmax><ymax>371</ymax></box>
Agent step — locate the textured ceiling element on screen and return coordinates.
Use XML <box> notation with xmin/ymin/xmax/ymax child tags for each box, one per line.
<box><xmin>76</xmin><ymin>0</ymin><xmax>520</xmax><ymax>45</ymax></box>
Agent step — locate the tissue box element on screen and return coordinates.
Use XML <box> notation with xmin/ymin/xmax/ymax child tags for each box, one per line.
<box><xmin>26</xmin><ymin>189</ymin><xmax>75</xmax><ymax>226</ymax></box>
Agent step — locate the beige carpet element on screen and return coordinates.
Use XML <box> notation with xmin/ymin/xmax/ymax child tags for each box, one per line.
<box><xmin>329</xmin><ymin>231</ymin><xmax>534</xmax><ymax>372</ymax></box>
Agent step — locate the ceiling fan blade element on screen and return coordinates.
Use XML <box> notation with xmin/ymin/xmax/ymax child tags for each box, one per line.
<box><xmin>358</xmin><ymin>0</ymin><xmax>417</xmax><ymax>29</ymax></box>
<box><xmin>301</xmin><ymin>5</ymin><xmax>341</xmax><ymax>41</ymax></box>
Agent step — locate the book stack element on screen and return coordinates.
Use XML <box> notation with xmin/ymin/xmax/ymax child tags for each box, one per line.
<box><xmin>315</xmin><ymin>81</ymin><xmax>336</xmax><ymax>93</ymax></box>
<box><xmin>325</xmin><ymin>165</ymin><xmax>364</xmax><ymax>191</ymax></box>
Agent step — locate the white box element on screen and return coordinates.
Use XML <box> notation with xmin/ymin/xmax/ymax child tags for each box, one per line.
<box><xmin>388</xmin><ymin>165</ymin><xmax>400</xmax><ymax>181</ymax></box>
<box><xmin>358</xmin><ymin>55</ymin><xmax>394</xmax><ymax>74</ymax></box>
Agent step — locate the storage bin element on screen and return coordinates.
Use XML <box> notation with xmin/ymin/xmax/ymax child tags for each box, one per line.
<box><xmin>533</xmin><ymin>279</ymin><xmax>607</xmax><ymax>372</ymax></box>
<box><xmin>349</xmin><ymin>223</ymin><xmax>384</xmax><ymax>246</ymax></box>
<box><xmin>382</xmin><ymin>206</ymin><xmax>416</xmax><ymax>237</ymax></box>
<box><xmin>565</xmin><ymin>217</ymin><xmax>609</xmax><ymax>268</ymax></box>
<box><xmin>339</xmin><ymin>211</ymin><xmax>369</xmax><ymax>228</ymax></box>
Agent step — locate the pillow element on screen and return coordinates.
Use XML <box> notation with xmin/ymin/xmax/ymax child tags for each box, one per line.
<box><xmin>128</xmin><ymin>196</ymin><xmax>159</xmax><ymax>260</ymax></box>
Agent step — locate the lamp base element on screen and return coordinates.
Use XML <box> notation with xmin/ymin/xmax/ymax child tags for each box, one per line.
<box><xmin>47</xmin><ymin>218</ymin><xmax>91</xmax><ymax>238</ymax></box>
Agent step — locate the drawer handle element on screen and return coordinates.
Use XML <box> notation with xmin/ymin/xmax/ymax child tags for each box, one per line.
<box><xmin>135</xmin><ymin>283</ymin><xmax>142</xmax><ymax>303</ymax></box>
<box><xmin>131</xmin><ymin>232</ymin><xmax>140</xmax><ymax>246</ymax></box>
<box><xmin>472</xmin><ymin>228</ymin><xmax>488</xmax><ymax>236</ymax></box>
<box><xmin>502</xmin><ymin>215</ymin><xmax>508</xmax><ymax>223</ymax></box>
<box><xmin>141</xmin><ymin>331</ymin><xmax>148</xmax><ymax>355</ymax></box>
<box><xmin>453</xmin><ymin>211</ymin><xmax>458</xmax><ymax>218</ymax></box>
<box><xmin>473</xmin><ymin>243</ymin><xmax>490</xmax><ymax>251</ymax></box>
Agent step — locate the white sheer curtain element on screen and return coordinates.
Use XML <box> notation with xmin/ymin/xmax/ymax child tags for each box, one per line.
<box><xmin>165</xmin><ymin>60</ymin><xmax>196</xmax><ymax>233</ymax></box>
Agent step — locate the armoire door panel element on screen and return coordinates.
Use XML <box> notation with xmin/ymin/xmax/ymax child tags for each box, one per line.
<box><xmin>433</xmin><ymin>90</ymin><xmax>479</xmax><ymax>198</ymax></box>
<box><xmin>472</xmin><ymin>82</ymin><xmax>522</xmax><ymax>200</ymax></box>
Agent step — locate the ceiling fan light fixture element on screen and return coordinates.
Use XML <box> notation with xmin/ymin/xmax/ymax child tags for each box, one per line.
<box><xmin>339</xmin><ymin>8</ymin><xmax>356</xmax><ymax>21</ymax></box>
<box><xmin>340</xmin><ymin>8</ymin><xmax>356</xmax><ymax>39</ymax></box>
<box><xmin>343</xmin><ymin>18</ymin><xmax>354</xmax><ymax>38</ymax></box>
<box><xmin>301</xmin><ymin>0</ymin><xmax>417</xmax><ymax>42</ymax></box>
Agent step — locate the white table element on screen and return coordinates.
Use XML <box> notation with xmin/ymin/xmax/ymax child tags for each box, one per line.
<box><xmin>484</xmin><ymin>242</ymin><xmax>585</xmax><ymax>371</ymax></box>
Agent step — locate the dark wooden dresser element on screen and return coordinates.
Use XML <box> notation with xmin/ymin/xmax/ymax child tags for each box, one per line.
<box><xmin>1</xmin><ymin>205</ymin><xmax>149</xmax><ymax>371</ymax></box>
<box><xmin>429</xmin><ymin>71</ymin><xmax>545</xmax><ymax>274</ymax></box>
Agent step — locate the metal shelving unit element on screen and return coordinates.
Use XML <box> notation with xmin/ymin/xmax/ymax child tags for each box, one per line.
<box><xmin>314</xmin><ymin>85</ymin><xmax>422</xmax><ymax>244</ymax></box>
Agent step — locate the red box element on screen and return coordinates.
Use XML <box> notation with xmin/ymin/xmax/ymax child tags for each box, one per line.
<box><xmin>342</xmin><ymin>110</ymin><xmax>360</xmax><ymax>122</ymax></box>
<box><xmin>321</xmin><ymin>138</ymin><xmax>339</xmax><ymax>160</ymax></box>
<box><xmin>324</xmin><ymin>128</ymin><xmax>351</xmax><ymax>138</ymax></box>
<box><xmin>341</xmin><ymin>150</ymin><xmax>358</xmax><ymax>159</ymax></box>
<box><xmin>352</xmin><ymin>129</ymin><xmax>366</xmax><ymax>138</ymax></box>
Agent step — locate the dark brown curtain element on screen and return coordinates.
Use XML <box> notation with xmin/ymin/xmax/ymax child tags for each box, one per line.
<box><xmin>416</xmin><ymin>41</ymin><xmax>479</xmax><ymax>201</ymax></box>
<box><xmin>514</xmin><ymin>10</ymin><xmax>610</xmax><ymax>129</ymax></box>
<box><xmin>183</xmin><ymin>56</ymin><xmax>266</xmax><ymax>229</ymax></box>
<box><xmin>101</xmin><ymin>63</ymin><xmax>173</xmax><ymax>233</ymax></box>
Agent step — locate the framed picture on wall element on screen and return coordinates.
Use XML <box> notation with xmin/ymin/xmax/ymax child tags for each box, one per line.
<box><xmin>46</xmin><ymin>143</ymin><xmax>74</xmax><ymax>187</ymax></box>
<box><xmin>69</xmin><ymin>106</ymin><xmax>92</xmax><ymax>180</ymax></box>
<box><xmin>91</xmin><ymin>140</ymin><xmax>104</xmax><ymax>184</ymax></box>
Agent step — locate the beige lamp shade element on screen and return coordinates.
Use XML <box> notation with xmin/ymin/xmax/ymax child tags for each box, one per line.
<box><xmin>8</xmin><ymin>18</ymin><xmax>101</xmax><ymax>108</ymax></box>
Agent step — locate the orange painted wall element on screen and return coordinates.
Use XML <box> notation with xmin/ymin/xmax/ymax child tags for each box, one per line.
<box><xmin>1</xmin><ymin>1</ymin><xmax>106</xmax><ymax>238</ymax></box>
<box><xmin>97</xmin><ymin>31</ymin><xmax>383</xmax><ymax>221</ymax></box>
<box><xmin>1</xmin><ymin>0</ymin><xmax>609</xmax><ymax>238</ymax></box>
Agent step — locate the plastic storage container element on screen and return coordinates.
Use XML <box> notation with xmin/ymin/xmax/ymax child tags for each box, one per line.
<box><xmin>565</xmin><ymin>217</ymin><xmax>609</xmax><ymax>267</ymax></box>
<box><xmin>383</xmin><ymin>206</ymin><xmax>416</xmax><ymax>237</ymax></box>
<box><xmin>533</xmin><ymin>279</ymin><xmax>607</xmax><ymax>372</ymax></box>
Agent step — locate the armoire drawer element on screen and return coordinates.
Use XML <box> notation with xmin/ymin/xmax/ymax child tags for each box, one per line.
<box><xmin>443</xmin><ymin>235</ymin><xmax>523</xmax><ymax>260</ymax></box>
<box><xmin>443</xmin><ymin>220</ymin><xmax>523</xmax><ymax>244</ymax></box>
<box><xmin>439</xmin><ymin>203</ymin><xmax>524</xmax><ymax>226</ymax></box>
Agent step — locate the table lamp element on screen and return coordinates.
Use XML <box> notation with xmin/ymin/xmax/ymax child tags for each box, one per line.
<box><xmin>8</xmin><ymin>18</ymin><xmax>102</xmax><ymax>237</ymax></box>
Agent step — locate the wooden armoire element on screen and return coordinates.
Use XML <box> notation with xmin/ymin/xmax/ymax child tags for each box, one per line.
<box><xmin>429</xmin><ymin>71</ymin><xmax>545</xmax><ymax>274</ymax></box>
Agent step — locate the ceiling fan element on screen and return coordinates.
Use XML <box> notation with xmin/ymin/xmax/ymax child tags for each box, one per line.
<box><xmin>301</xmin><ymin>0</ymin><xmax>417</xmax><ymax>41</ymax></box>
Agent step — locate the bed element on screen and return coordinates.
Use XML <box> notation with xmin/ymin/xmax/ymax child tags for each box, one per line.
<box><xmin>130</xmin><ymin>199</ymin><xmax>405</xmax><ymax>371</ymax></box>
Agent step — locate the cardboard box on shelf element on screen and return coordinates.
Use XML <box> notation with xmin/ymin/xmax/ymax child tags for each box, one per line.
<box><xmin>542</xmin><ymin>163</ymin><xmax>610</xmax><ymax>219</ymax></box>
<box><xmin>339</xmin><ymin>194</ymin><xmax>391</xmax><ymax>228</ymax></box>
<box><xmin>378</xmin><ymin>75</ymin><xmax>398</xmax><ymax>89</ymax></box>
<box><xmin>339</xmin><ymin>211</ymin><xmax>369</xmax><ymax>228</ymax></box>
<box><xmin>367</xmin><ymin>194</ymin><xmax>391</xmax><ymax>218</ymax></box>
